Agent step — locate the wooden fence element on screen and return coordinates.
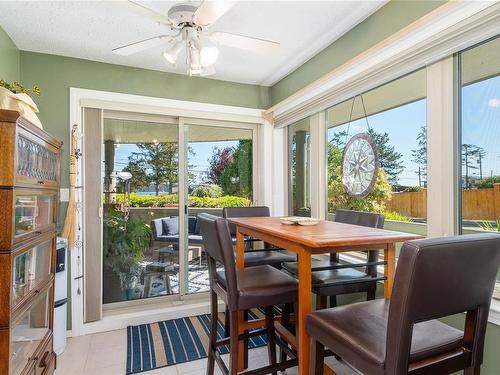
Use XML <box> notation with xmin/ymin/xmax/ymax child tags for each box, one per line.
<box><xmin>385</xmin><ymin>184</ymin><xmax>500</xmax><ymax>220</ymax></box>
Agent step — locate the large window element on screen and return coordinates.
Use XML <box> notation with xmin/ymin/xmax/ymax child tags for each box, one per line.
<box><xmin>459</xmin><ymin>37</ymin><xmax>500</xmax><ymax>285</ymax></box>
<box><xmin>288</xmin><ymin>118</ymin><xmax>311</xmax><ymax>216</ymax></box>
<box><xmin>326</xmin><ymin>68</ymin><xmax>427</xmax><ymax>234</ymax></box>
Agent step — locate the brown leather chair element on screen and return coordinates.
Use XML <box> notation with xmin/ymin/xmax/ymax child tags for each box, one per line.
<box><xmin>283</xmin><ymin>209</ymin><xmax>385</xmax><ymax>309</ymax></box>
<box><xmin>198</xmin><ymin>213</ymin><xmax>298</xmax><ymax>375</ymax></box>
<box><xmin>307</xmin><ymin>234</ymin><xmax>500</xmax><ymax>375</ymax></box>
<box><xmin>222</xmin><ymin>206</ymin><xmax>296</xmax><ymax>268</ymax></box>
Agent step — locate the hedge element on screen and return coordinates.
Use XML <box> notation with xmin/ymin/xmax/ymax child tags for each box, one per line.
<box><xmin>115</xmin><ymin>193</ymin><xmax>250</xmax><ymax>208</ymax></box>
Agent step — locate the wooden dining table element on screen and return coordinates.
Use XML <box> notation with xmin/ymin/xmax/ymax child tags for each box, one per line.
<box><xmin>227</xmin><ymin>216</ymin><xmax>423</xmax><ymax>375</ymax></box>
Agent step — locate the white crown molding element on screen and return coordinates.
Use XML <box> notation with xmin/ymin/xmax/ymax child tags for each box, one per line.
<box><xmin>267</xmin><ymin>1</ymin><xmax>500</xmax><ymax>128</ymax></box>
<box><xmin>259</xmin><ymin>1</ymin><xmax>387</xmax><ymax>87</ymax></box>
<box><xmin>70</xmin><ymin>88</ymin><xmax>265</xmax><ymax>124</ymax></box>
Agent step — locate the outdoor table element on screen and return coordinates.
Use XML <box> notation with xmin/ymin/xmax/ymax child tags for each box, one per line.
<box><xmin>227</xmin><ymin>216</ymin><xmax>423</xmax><ymax>375</ymax></box>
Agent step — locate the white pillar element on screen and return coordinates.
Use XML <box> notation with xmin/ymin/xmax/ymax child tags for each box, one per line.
<box><xmin>426</xmin><ymin>57</ymin><xmax>459</xmax><ymax>237</ymax></box>
<box><xmin>309</xmin><ymin>112</ymin><xmax>327</xmax><ymax>220</ymax></box>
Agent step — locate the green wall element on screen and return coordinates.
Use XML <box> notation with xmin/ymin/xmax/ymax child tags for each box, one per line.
<box><xmin>19</xmin><ymin>51</ymin><xmax>270</xmax><ymax>190</ymax></box>
<box><xmin>0</xmin><ymin>26</ymin><xmax>20</xmax><ymax>82</ymax></box>
<box><xmin>269</xmin><ymin>0</ymin><xmax>446</xmax><ymax>105</ymax></box>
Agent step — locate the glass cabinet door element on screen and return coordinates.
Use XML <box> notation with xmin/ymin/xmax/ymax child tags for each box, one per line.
<box><xmin>16</xmin><ymin>134</ymin><xmax>59</xmax><ymax>188</ymax></box>
<box><xmin>11</xmin><ymin>287</ymin><xmax>51</xmax><ymax>375</ymax></box>
<box><xmin>12</xmin><ymin>239</ymin><xmax>53</xmax><ymax>307</ymax></box>
<box><xmin>14</xmin><ymin>193</ymin><xmax>55</xmax><ymax>240</ymax></box>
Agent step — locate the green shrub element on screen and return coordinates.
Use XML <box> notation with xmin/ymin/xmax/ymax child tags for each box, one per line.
<box><xmin>480</xmin><ymin>219</ymin><xmax>500</xmax><ymax>232</ymax></box>
<box><xmin>327</xmin><ymin>168</ymin><xmax>393</xmax><ymax>214</ymax></box>
<box><xmin>473</xmin><ymin>176</ymin><xmax>500</xmax><ymax>189</ymax></box>
<box><xmin>116</xmin><ymin>193</ymin><xmax>250</xmax><ymax>208</ymax></box>
<box><xmin>384</xmin><ymin>211</ymin><xmax>413</xmax><ymax>222</ymax></box>
<box><xmin>191</xmin><ymin>184</ymin><xmax>222</xmax><ymax>198</ymax></box>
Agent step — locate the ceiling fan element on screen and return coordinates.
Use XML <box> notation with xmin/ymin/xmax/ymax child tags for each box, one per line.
<box><xmin>113</xmin><ymin>0</ymin><xmax>280</xmax><ymax>77</ymax></box>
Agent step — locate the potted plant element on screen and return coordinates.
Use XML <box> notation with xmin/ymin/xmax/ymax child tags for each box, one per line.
<box><xmin>103</xmin><ymin>208</ymin><xmax>151</xmax><ymax>300</ymax></box>
<box><xmin>0</xmin><ymin>80</ymin><xmax>42</xmax><ymax>128</ymax></box>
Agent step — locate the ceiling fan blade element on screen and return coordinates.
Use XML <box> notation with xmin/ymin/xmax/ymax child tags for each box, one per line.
<box><xmin>125</xmin><ymin>0</ymin><xmax>172</xmax><ymax>26</ymax></box>
<box><xmin>210</xmin><ymin>32</ymin><xmax>279</xmax><ymax>52</ymax></box>
<box><xmin>194</xmin><ymin>0</ymin><xmax>234</xmax><ymax>27</ymax></box>
<box><xmin>112</xmin><ymin>35</ymin><xmax>172</xmax><ymax>56</ymax></box>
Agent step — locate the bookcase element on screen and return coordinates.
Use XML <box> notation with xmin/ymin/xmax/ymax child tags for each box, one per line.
<box><xmin>0</xmin><ymin>110</ymin><xmax>62</xmax><ymax>375</ymax></box>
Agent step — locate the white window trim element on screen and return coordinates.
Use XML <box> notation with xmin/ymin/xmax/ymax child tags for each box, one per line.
<box><xmin>69</xmin><ymin>88</ymin><xmax>267</xmax><ymax>336</ymax></box>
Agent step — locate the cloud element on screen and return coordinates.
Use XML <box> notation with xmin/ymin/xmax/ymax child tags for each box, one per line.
<box><xmin>488</xmin><ymin>98</ymin><xmax>500</xmax><ymax>108</ymax></box>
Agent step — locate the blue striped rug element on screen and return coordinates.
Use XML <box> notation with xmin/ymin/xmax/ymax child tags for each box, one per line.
<box><xmin>126</xmin><ymin>310</ymin><xmax>269</xmax><ymax>374</ymax></box>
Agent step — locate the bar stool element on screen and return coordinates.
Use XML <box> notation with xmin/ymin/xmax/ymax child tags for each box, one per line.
<box><xmin>198</xmin><ymin>213</ymin><xmax>298</xmax><ymax>375</ymax></box>
<box><xmin>307</xmin><ymin>234</ymin><xmax>500</xmax><ymax>375</ymax></box>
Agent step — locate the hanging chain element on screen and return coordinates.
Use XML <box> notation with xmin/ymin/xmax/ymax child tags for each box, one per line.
<box><xmin>344</xmin><ymin>94</ymin><xmax>372</xmax><ymax>145</ymax></box>
<box><xmin>360</xmin><ymin>95</ymin><xmax>372</xmax><ymax>132</ymax></box>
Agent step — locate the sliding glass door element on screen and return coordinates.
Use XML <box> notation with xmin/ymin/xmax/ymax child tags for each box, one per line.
<box><xmin>99</xmin><ymin>113</ymin><xmax>257</xmax><ymax>308</ymax></box>
<box><xmin>183</xmin><ymin>119</ymin><xmax>255</xmax><ymax>294</ymax></box>
<box><xmin>102</xmin><ymin>117</ymin><xmax>181</xmax><ymax>304</ymax></box>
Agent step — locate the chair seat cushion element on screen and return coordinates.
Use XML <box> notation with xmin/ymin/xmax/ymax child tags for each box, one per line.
<box><xmin>187</xmin><ymin>235</ymin><xmax>204</xmax><ymax>244</ymax></box>
<box><xmin>216</xmin><ymin>265</ymin><xmax>298</xmax><ymax>310</ymax></box>
<box><xmin>244</xmin><ymin>250</ymin><xmax>296</xmax><ymax>267</ymax></box>
<box><xmin>283</xmin><ymin>260</ymin><xmax>373</xmax><ymax>286</ymax></box>
<box><xmin>306</xmin><ymin>299</ymin><xmax>464</xmax><ymax>375</ymax></box>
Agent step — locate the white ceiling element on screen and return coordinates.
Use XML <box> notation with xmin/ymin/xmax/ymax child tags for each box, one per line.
<box><xmin>0</xmin><ymin>1</ymin><xmax>386</xmax><ymax>86</ymax></box>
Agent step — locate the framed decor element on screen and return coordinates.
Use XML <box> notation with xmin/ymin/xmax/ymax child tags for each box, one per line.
<box><xmin>340</xmin><ymin>95</ymin><xmax>379</xmax><ymax>198</ymax></box>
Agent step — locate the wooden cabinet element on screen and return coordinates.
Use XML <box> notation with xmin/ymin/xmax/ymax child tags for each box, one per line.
<box><xmin>0</xmin><ymin>110</ymin><xmax>62</xmax><ymax>375</ymax></box>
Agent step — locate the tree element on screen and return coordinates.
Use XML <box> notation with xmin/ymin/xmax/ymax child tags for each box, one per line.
<box><xmin>220</xmin><ymin>140</ymin><xmax>253</xmax><ymax>198</ymax></box>
<box><xmin>462</xmin><ymin>144</ymin><xmax>481</xmax><ymax>189</ymax></box>
<box><xmin>328</xmin><ymin>128</ymin><xmax>404</xmax><ymax>185</ymax></box>
<box><xmin>121</xmin><ymin>160</ymin><xmax>150</xmax><ymax>193</ymax></box>
<box><xmin>367</xmin><ymin>128</ymin><xmax>404</xmax><ymax>185</ymax></box>
<box><xmin>474</xmin><ymin>147</ymin><xmax>486</xmax><ymax>179</ymax></box>
<box><xmin>411</xmin><ymin>126</ymin><xmax>427</xmax><ymax>187</ymax></box>
<box><xmin>206</xmin><ymin>146</ymin><xmax>233</xmax><ymax>186</ymax></box>
<box><xmin>129</xmin><ymin>142</ymin><xmax>180</xmax><ymax>195</ymax></box>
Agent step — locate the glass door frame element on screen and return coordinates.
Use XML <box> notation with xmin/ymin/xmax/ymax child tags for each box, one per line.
<box><xmin>100</xmin><ymin>111</ymin><xmax>183</xmax><ymax>313</ymax></box>
<box><xmin>70</xmin><ymin>88</ymin><xmax>266</xmax><ymax>337</ymax></box>
<box><xmin>178</xmin><ymin>116</ymin><xmax>259</xmax><ymax>296</ymax></box>
<box><xmin>98</xmin><ymin>114</ymin><xmax>260</xmax><ymax>311</ymax></box>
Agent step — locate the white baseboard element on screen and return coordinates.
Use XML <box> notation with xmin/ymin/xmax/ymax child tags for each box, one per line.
<box><xmin>73</xmin><ymin>299</ymin><xmax>226</xmax><ymax>336</ymax></box>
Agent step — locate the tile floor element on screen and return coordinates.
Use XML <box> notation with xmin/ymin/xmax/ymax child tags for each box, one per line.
<box><xmin>55</xmin><ymin>329</ymin><xmax>360</xmax><ymax>375</ymax></box>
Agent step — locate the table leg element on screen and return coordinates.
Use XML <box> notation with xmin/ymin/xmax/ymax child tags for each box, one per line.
<box><xmin>236</xmin><ymin>228</ymin><xmax>245</xmax><ymax>270</ymax></box>
<box><xmin>297</xmin><ymin>250</ymin><xmax>312</xmax><ymax>375</ymax></box>
<box><xmin>384</xmin><ymin>243</ymin><xmax>396</xmax><ymax>299</ymax></box>
<box><xmin>236</xmin><ymin>228</ymin><xmax>246</xmax><ymax>372</ymax></box>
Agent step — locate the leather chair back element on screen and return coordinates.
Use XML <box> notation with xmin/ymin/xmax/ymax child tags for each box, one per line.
<box><xmin>334</xmin><ymin>209</ymin><xmax>385</xmax><ymax>228</ymax></box>
<box><xmin>198</xmin><ymin>213</ymin><xmax>239</xmax><ymax>310</ymax></box>
<box><xmin>333</xmin><ymin>209</ymin><xmax>385</xmax><ymax>275</ymax></box>
<box><xmin>386</xmin><ymin>234</ymin><xmax>500</xmax><ymax>373</ymax></box>
<box><xmin>223</xmin><ymin>206</ymin><xmax>270</xmax><ymax>236</ymax></box>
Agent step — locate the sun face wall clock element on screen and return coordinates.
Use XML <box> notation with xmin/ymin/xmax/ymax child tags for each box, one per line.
<box><xmin>341</xmin><ymin>133</ymin><xmax>379</xmax><ymax>198</ymax></box>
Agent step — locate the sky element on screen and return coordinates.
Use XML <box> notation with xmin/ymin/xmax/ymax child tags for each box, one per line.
<box><xmin>112</xmin><ymin>72</ymin><xmax>499</xmax><ymax>190</ymax></box>
<box><xmin>461</xmin><ymin>75</ymin><xmax>500</xmax><ymax>180</ymax></box>
<box><xmin>114</xmin><ymin>139</ymin><xmax>239</xmax><ymax>186</ymax></box>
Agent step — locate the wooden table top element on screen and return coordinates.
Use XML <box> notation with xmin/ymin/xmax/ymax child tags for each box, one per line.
<box><xmin>227</xmin><ymin>217</ymin><xmax>423</xmax><ymax>248</ymax></box>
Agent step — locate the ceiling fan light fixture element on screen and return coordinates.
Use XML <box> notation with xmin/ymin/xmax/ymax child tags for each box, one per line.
<box><xmin>163</xmin><ymin>40</ymin><xmax>183</xmax><ymax>65</ymax></box>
